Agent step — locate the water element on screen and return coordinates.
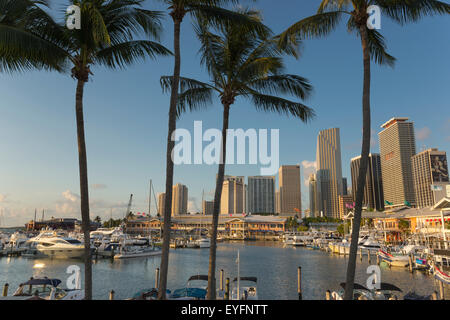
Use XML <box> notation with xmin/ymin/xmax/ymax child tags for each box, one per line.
<box><xmin>0</xmin><ymin>242</ymin><xmax>438</xmax><ymax>299</ymax></box>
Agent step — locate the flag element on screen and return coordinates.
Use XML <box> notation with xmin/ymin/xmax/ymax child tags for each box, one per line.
<box><xmin>385</xmin><ymin>200</ymin><xmax>393</xmax><ymax>205</ymax></box>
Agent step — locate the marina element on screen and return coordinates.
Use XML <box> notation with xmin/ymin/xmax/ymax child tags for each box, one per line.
<box><xmin>0</xmin><ymin>237</ymin><xmax>448</xmax><ymax>300</ymax></box>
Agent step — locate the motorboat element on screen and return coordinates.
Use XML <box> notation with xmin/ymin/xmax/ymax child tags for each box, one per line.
<box><xmin>113</xmin><ymin>244</ymin><xmax>161</xmax><ymax>259</ymax></box>
<box><xmin>331</xmin><ymin>282</ymin><xmax>402</xmax><ymax>300</ymax></box>
<box><xmin>169</xmin><ymin>275</ymin><xmax>208</xmax><ymax>300</ymax></box>
<box><xmin>11</xmin><ymin>277</ymin><xmax>84</xmax><ymax>300</ymax></box>
<box><xmin>95</xmin><ymin>241</ymin><xmax>120</xmax><ymax>258</ymax></box>
<box><xmin>358</xmin><ymin>236</ymin><xmax>382</xmax><ymax>254</ymax></box>
<box><xmin>377</xmin><ymin>249</ymin><xmax>410</xmax><ymax>267</ymax></box>
<box><xmin>28</xmin><ymin>230</ymin><xmax>86</xmax><ymax>259</ymax></box>
<box><xmin>196</xmin><ymin>237</ymin><xmax>211</xmax><ymax>248</ymax></box>
<box><xmin>231</xmin><ymin>277</ymin><xmax>258</xmax><ymax>300</ymax></box>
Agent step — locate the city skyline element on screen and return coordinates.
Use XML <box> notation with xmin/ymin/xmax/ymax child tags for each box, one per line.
<box><xmin>1</xmin><ymin>0</ymin><xmax>450</xmax><ymax>226</ymax></box>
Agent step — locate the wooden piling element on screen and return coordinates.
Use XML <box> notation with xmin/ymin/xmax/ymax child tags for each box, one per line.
<box><xmin>109</xmin><ymin>290</ymin><xmax>115</xmax><ymax>300</ymax></box>
<box><xmin>297</xmin><ymin>266</ymin><xmax>302</xmax><ymax>300</ymax></box>
<box><xmin>220</xmin><ymin>269</ymin><xmax>224</xmax><ymax>291</ymax></box>
<box><xmin>360</xmin><ymin>248</ymin><xmax>362</xmax><ymax>261</ymax></box>
<box><xmin>439</xmin><ymin>281</ymin><xmax>445</xmax><ymax>300</ymax></box>
<box><xmin>155</xmin><ymin>268</ymin><xmax>160</xmax><ymax>289</ymax></box>
<box><xmin>376</xmin><ymin>253</ymin><xmax>380</xmax><ymax>265</ymax></box>
<box><xmin>2</xmin><ymin>283</ymin><xmax>8</xmax><ymax>297</ymax></box>
<box><xmin>408</xmin><ymin>255</ymin><xmax>413</xmax><ymax>273</ymax></box>
<box><xmin>325</xmin><ymin>290</ymin><xmax>331</xmax><ymax>300</ymax></box>
<box><xmin>225</xmin><ymin>278</ymin><xmax>230</xmax><ymax>300</ymax></box>
<box><xmin>431</xmin><ymin>291</ymin><xmax>438</xmax><ymax>300</ymax></box>
<box><xmin>368</xmin><ymin>251</ymin><xmax>371</xmax><ymax>263</ymax></box>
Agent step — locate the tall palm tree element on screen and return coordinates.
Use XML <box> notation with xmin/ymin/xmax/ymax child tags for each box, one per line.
<box><xmin>156</xmin><ymin>0</ymin><xmax>268</xmax><ymax>299</ymax></box>
<box><xmin>0</xmin><ymin>0</ymin><xmax>66</xmax><ymax>72</ymax></box>
<box><xmin>278</xmin><ymin>0</ymin><xmax>450</xmax><ymax>300</ymax></box>
<box><xmin>2</xmin><ymin>0</ymin><xmax>171</xmax><ymax>299</ymax></box>
<box><xmin>161</xmin><ymin>9</ymin><xmax>314</xmax><ymax>299</ymax></box>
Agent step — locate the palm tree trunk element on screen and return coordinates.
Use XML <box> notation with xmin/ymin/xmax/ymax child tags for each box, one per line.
<box><xmin>344</xmin><ymin>24</ymin><xmax>371</xmax><ymax>300</ymax></box>
<box><xmin>158</xmin><ymin>14</ymin><xmax>183</xmax><ymax>300</ymax></box>
<box><xmin>75</xmin><ymin>78</ymin><xmax>92</xmax><ymax>300</ymax></box>
<box><xmin>207</xmin><ymin>103</ymin><xmax>230</xmax><ymax>300</ymax></box>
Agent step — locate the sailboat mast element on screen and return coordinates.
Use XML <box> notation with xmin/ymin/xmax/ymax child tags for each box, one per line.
<box><xmin>148</xmin><ymin>179</ymin><xmax>152</xmax><ymax>217</ymax></box>
<box><xmin>237</xmin><ymin>250</ymin><xmax>240</xmax><ymax>300</ymax></box>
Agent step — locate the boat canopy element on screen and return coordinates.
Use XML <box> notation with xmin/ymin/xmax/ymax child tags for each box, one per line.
<box><xmin>232</xmin><ymin>277</ymin><xmax>257</xmax><ymax>283</ymax></box>
<box><xmin>377</xmin><ymin>283</ymin><xmax>402</xmax><ymax>292</ymax></box>
<box><xmin>339</xmin><ymin>282</ymin><xmax>368</xmax><ymax>291</ymax></box>
<box><xmin>20</xmin><ymin>278</ymin><xmax>61</xmax><ymax>287</ymax></box>
<box><xmin>170</xmin><ymin>287</ymin><xmax>207</xmax><ymax>299</ymax></box>
<box><xmin>188</xmin><ymin>275</ymin><xmax>209</xmax><ymax>282</ymax></box>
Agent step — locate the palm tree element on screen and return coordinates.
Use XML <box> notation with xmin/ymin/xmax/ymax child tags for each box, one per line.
<box><xmin>0</xmin><ymin>0</ymin><xmax>66</xmax><ymax>72</ymax></box>
<box><xmin>156</xmin><ymin>0</ymin><xmax>268</xmax><ymax>300</ymax></box>
<box><xmin>278</xmin><ymin>0</ymin><xmax>450</xmax><ymax>300</ymax></box>
<box><xmin>2</xmin><ymin>0</ymin><xmax>170</xmax><ymax>299</ymax></box>
<box><xmin>161</xmin><ymin>9</ymin><xmax>314</xmax><ymax>299</ymax></box>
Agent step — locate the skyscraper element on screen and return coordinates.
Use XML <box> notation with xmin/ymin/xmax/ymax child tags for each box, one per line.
<box><xmin>220</xmin><ymin>176</ymin><xmax>244</xmax><ymax>214</ymax></box>
<box><xmin>278</xmin><ymin>165</ymin><xmax>301</xmax><ymax>216</ymax></box>
<box><xmin>412</xmin><ymin>148</ymin><xmax>449</xmax><ymax>208</ymax></box>
<box><xmin>275</xmin><ymin>189</ymin><xmax>281</xmax><ymax>214</ymax></box>
<box><xmin>202</xmin><ymin>200</ymin><xmax>214</xmax><ymax>215</ymax></box>
<box><xmin>248</xmin><ymin>176</ymin><xmax>275</xmax><ymax>214</ymax></box>
<box><xmin>338</xmin><ymin>195</ymin><xmax>354</xmax><ymax>219</ymax></box>
<box><xmin>172</xmin><ymin>183</ymin><xmax>188</xmax><ymax>216</ymax></box>
<box><xmin>379</xmin><ymin>117</ymin><xmax>416</xmax><ymax>207</ymax></box>
<box><xmin>157</xmin><ymin>192</ymin><xmax>165</xmax><ymax>216</ymax></box>
<box><xmin>342</xmin><ymin>178</ymin><xmax>348</xmax><ymax>196</ymax></box>
<box><xmin>350</xmin><ymin>153</ymin><xmax>384</xmax><ymax>211</ymax></box>
<box><xmin>308</xmin><ymin>173</ymin><xmax>318</xmax><ymax>217</ymax></box>
<box><xmin>316</xmin><ymin>128</ymin><xmax>343</xmax><ymax>218</ymax></box>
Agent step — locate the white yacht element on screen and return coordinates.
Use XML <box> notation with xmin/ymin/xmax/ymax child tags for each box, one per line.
<box><xmin>196</xmin><ymin>238</ymin><xmax>211</xmax><ymax>248</ymax></box>
<box><xmin>28</xmin><ymin>230</ymin><xmax>85</xmax><ymax>259</ymax></box>
<box><xmin>113</xmin><ymin>244</ymin><xmax>161</xmax><ymax>259</ymax></box>
<box><xmin>231</xmin><ymin>277</ymin><xmax>258</xmax><ymax>300</ymax></box>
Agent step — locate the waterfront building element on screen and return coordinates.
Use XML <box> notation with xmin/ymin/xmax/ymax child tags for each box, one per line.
<box><xmin>338</xmin><ymin>195</ymin><xmax>354</xmax><ymax>219</ymax></box>
<box><xmin>172</xmin><ymin>183</ymin><xmax>188</xmax><ymax>216</ymax></box>
<box><xmin>350</xmin><ymin>153</ymin><xmax>384</xmax><ymax>211</ymax></box>
<box><xmin>316</xmin><ymin>128</ymin><xmax>343</xmax><ymax>218</ymax></box>
<box><xmin>157</xmin><ymin>192</ymin><xmax>165</xmax><ymax>216</ymax></box>
<box><xmin>379</xmin><ymin>117</ymin><xmax>416</xmax><ymax>207</ymax></box>
<box><xmin>278</xmin><ymin>165</ymin><xmax>301</xmax><ymax>216</ymax></box>
<box><xmin>308</xmin><ymin>174</ymin><xmax>319</xmax><ymax>217</ymax></box>
<box><xmin>247</xmin><ymin>176</ymin><xmax>275</xmax><ymax>214</ymax></box>
<box><xmin>412</xmin><ymin>148</ymin><xmax>449</xmax><ymax>208</ymax></box>
<box><xmin>202</xmin><ymin>200</ymin><xmax>214</xmax><ymax>215</ymax></box>
<box><xmin>220</xmin><ymin>176</ymin><xmax>244</xmax><ymax>214</ymax></box>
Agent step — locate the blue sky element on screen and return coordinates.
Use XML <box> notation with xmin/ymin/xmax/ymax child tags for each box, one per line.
<box><xmin>1</xmin><ymin>0</ymin><xmax>449</xmax><ymax>226</ymax></box>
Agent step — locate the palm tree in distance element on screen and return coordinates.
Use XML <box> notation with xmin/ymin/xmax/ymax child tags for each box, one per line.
<box><xmin>161</xmin><ymin>9</ymin><xmax>315</xmax><ymax>299</ymax></box>
<box><xmin>1</xmin><ymin>0</ymin><xmax>171</xmax><ymax>299</ymax></box>
<box><xmin>278</xmin><ymin>0</ymin><xmax>450</xmax><ymax>300</ymax></box>
<box><xmin>156</xmin><ymin>0</ymin><xmax>269</xmax><ymax>300</ymax></box>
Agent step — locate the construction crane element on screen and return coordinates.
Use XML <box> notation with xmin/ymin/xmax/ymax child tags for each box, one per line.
<box><xmin>125</xmin><ymin>194</ymin><xmax>133</xmax><ymax>219</ymax></box>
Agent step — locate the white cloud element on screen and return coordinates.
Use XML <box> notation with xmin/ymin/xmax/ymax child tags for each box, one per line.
<box><xmin>301</xmin><ymin>160</ymin><xmax>317</xmax><ymax>187</ymax></box>
<box><xmin>416</xmin><ymin>127</ymin><xmax>431</xmax><ymax>141</ymax></box>
<box><xmin>188</xmin><ymin>197</ymin><xmax>199</xmax><ymax>213</ymax></box>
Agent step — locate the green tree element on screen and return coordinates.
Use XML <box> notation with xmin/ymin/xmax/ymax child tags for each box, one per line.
<box><xmin>398</xmin><ymin>219</ymin><xmax>410</xmax><ymax>238</ymax></box>
<box><xmin>94</xmin><ymin>216</ymin><xmax>102</xmax><ymax>224</ymax></box>
<box><xmin>157</xmin><ymin>0</ymin><xmax>269</xmax><ymax>299</ymax></box>
<box><xmin>3</xmin><ymin>0</ymin><xmax>170</xmax><ymax>299</ymax></box>
<box><xmin>0</xmin><ymin>0</ymin><xmax>67</xmax><ymax>72</ymax></box>
<box><xmin>278</xmin><ymin>0</ymin><xmax>449</xmax><ymax>300</ymax></box>
<box><xmin>162</xmin><ymin>9</ymin><xmax>314</xmax><ymax>298</ymax></box>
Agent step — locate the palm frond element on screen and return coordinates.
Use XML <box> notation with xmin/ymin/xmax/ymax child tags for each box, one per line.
<box><xmin>376</xmin><ymin>0</ymin><xmax>450</xmax><ymax>24</ymax></box>
<box><xmin>249</xmin><ymin>74</ymin><xmax>313</xmax><ymax>100</ymax></box>
<box><xmin>95</xmin><ymin>40</ymin><xmax>171</xmax><ymax>68</ymax></box>
<box><xmin>366</xmin><ymin>29</ymin><xmax>396</xmax><ymax>67</ymax></box>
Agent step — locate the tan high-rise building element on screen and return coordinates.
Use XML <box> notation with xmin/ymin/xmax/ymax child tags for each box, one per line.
<box><xmin>202</xmin><ymin>200</ymin><xmax>214</xmax><ymax>215</ymax></box>
<box><xmin>172</xmin><ymin>183</ymin><xmax>188</xmax><ymax>216</ymax></box>
<box><xmin>316</xmin><ymin>128</ymin><xmax>343</xmax><ymax>218</ymax></box>
<box><xmin>412</xmin><ymin>148</ymin><xmax>449</xmax><ymax>208</ymax></box>
<box><xmin>275</xmin><ymin>189</ymin><xmax>281</xmax><ymax>214</ymax></box>
<box><xmin>220</xmin><ymin>176</ymin><xmax>244</xmax><ymax>214</ymax></box>
<box><xmin>278</xmin><ymin>165</ymin><xmax>301</xmax><ymax>216</ymax></box>
<box><xmin>379</xmin><ymin>118</ymin><xmax>416</xmax><ymax>207</ymax></box>
<box><xmin>157</xmin><ymin>193</ymin><xmax>165</xmax><ymax>216</ymax></box>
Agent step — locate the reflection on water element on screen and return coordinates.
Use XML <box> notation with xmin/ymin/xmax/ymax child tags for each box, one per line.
<box><xmin>0</xmin><ymin>242</ymin><xmax>438</xmax><ymax>299</ymax></box>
